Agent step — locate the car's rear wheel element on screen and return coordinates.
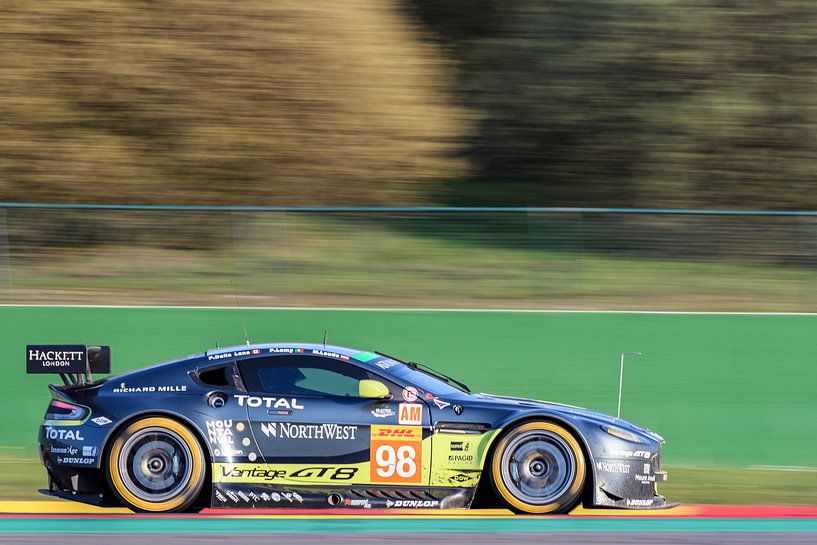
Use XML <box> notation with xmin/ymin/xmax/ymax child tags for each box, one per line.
<box><xmin>489</xmin><ymin>421</ymin><xmax>586</xmax><ymax>514</ymax></box>
<box><xmin>107</xmin><ymin>416</ymin><xmax>206</xmax><ymax>512</ymax></box>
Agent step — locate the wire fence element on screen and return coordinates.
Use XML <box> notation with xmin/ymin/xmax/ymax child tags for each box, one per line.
<box><xmin>1</xmin><ymin>203</ymin><xmax>816</xmax><ymax>310</ymax></box>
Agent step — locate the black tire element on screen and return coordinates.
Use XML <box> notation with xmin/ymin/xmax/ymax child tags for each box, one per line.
<box><xmin>489</xmin><ymin>421</ymin><xmax>586</xmax><ymax>514</ymax></box>
<box><xmin>106</xmin><ymin>416</ymin><xmax>206</xmax><ymax>512</ymax></box>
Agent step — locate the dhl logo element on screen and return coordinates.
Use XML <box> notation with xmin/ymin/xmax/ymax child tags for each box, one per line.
<box><xmin>372</xmin><ymin>425</ymin><xmax>421</xmax><ymax>439</ymax></box>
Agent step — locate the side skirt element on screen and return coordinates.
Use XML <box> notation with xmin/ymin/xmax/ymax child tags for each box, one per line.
<box><xmin>211</xmin><ymin>484</ymin><xmax>476</xmax><ymax>510</ymax></box>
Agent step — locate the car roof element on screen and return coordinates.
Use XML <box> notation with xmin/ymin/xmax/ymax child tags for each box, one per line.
<box><xmin>203</xmin><ymin>343</ymin><xmax>366</xmax><ymax>360</ymax></box>
<box><xmin>109</xmin><ymin>342</ymin><xmax>393</xmax><ymax>382</ymax></box>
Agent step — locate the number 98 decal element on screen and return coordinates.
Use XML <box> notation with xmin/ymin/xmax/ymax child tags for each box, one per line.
<box><xmin>370</xmin><ymin>426</ymin><xmax>422</xmax><ymax>484</ymax></box>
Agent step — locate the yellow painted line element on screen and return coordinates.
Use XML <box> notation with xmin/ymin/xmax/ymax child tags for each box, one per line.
<box><xmin>0</xmin><ymin>500</ymin><xmax>691</xmax><ymax>518</ymax></box>
<box><xmin>0</xmin><ymin>501</ymin><xmax>132</xmax><ymax>514</ymax></box>
<box><xmin>569</xmin><ymin>504</ymin><xmax>696</xmax><ymax>517</ymax></box>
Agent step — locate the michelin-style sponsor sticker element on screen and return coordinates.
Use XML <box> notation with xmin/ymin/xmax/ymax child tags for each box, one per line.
<box><xmin>206</xmin><ymin>419</ymin><xmax>237</xmax><ymax>445</ymax></box>
<box><xmin>398</xmin><ymin>403</ymin><xmax>423</xmax><ymax>425</ymax></box>
<box><xmin>448</xmin><ymin>473</ymin><xmax>478</xmax><ymax>486</ymax></box>
<box><xmin>311</xmin><ymin>349</ymin><xmax>349</xmax><ymax>361</ymax></box>
<box><xmin>402</xmin><ymin>387</ymin><xmax>419</xmax><ymax>402</ymax></box>
<box><xmin>448</xmin><ymin>454</ymin><xmax>474</xmax><ymax>463</ymax></box>
<box><xmin>611</xmin><ymin>449</ymin><xmax>651</xmax><ymax>459</ymax></box>
<box><xmin>214</xmin><ymin>448</ymin><xmax>246</xmax><ymax>457</ymax></box>
<box><xmin>371</xmin><ymin>407</ymin><xmax>395</xmax><ymax>418</ymax></box>
<box><xmin>432</xmin><ymin>398</ymin><xmax>450</xmax><ymax>410</ymax></box>
<box><xmin>259</xmin><ymin>422</ymin><xmax>358</xmax><ymax>440</ymax></box>
<box><xmin>26</xmin><ymin>345</ymin><xmax>86</xmax><ymax>373</ymax></box>
<box><xmin>217</xmin><ymin>464</ymin><xmax>358</xmax><ymax>482</ymax></box>
<box><xmin>57</xmin><ymin>457</ymin><xmax>94</xmax><ymax>465</ymax></box>
<box><xmin>596</xmin><ymin>461</ymin><xmax>631</xmax><ymax>474</ymax></box>
<box><xmin>385</xmin><ymin>499</ymin><xmax>439</xmax><ymax>508</ymax></box>
<box><xmin>82</xmin><ymin>446</ymin><xmax>98</xmax><ymax>457</ymax></box>
<box><xmin>113</xmin><ymin>382</ymin><xmax>187</xmax><ymax>393</ymax></box>
<box><xmin>374</xmin><ymin>359</ymin><xmax>398</xmax><ymax>370</ymax></box>
<box><xmin>234</xmin><ymin>395</ymin><xmax>304</xmax><ymax>410</ymax></box>
<box><xmin>50</xmin><ymin>446</ymin><xmax>78</xmax><ymax>455</ymax></box>
<box><xmin>344</xmin><ymin>498</ymin><xmax>371</xmax><ymax>508</ymax></box>
<box><xmin>91</xmin><ymin>416</ymin><xmax>112</xmax><ymax>426</ymax></box>
<box><xmin>208</xmin><ymin>349</ymin><xmax>257</xmax><ymax>361</ymax></box>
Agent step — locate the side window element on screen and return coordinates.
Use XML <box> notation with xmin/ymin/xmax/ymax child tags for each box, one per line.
<box><xmin>239</xmin><ymin>355</ymin><xmax>379</xmax><ymax>397</ymax></box>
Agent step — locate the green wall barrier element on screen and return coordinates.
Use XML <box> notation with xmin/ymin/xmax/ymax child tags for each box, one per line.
<box><xmin>4</xmin><ymin>307</ymin><xmax>816</xmax><ymax>467</ymax></box>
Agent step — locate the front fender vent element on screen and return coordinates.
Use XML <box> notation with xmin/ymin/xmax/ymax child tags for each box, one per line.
<box><xmin>434</xmin><ymin>422</ymin><xmax>491</xmax><ymax>434</ymax></box>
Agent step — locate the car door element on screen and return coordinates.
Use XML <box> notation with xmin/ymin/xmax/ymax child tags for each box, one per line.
<box><xmin>236</xmin><ymin>353</ymin><xmax>431</xmax><ymax>487</ymax></box>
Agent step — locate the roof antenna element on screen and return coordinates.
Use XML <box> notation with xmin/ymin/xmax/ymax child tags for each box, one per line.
<box><xmin>216</xmin><ymin>341</ymin><xmax>221</xmax><ymax>349</ymax></box>
<box><xmin>231</xmin><ymin>280</ymin><xmax>250</xmax><ymax>346</ymax></box>
<box><xmin>323</xmin><ymin>330</ymin><xmax>328</xmax><ymax>347</ymax></box>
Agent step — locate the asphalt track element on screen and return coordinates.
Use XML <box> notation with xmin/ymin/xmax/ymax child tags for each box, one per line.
<box><xmin>2</xmin><ymin>503</ymin><xmax>817</xmax><ymax>545</ymax></box>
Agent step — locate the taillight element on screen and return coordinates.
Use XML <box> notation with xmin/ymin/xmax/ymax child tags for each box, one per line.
<box><xmin>45</xmin><ymin>399</ymin><xmax>88</xmax><ymax>424</ymax></box>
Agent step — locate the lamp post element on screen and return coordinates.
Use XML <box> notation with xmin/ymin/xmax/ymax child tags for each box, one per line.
<box><xmin>618</xmin><ymin>352</ymin><xmax>642</xmax><ymax>419</ymax></box>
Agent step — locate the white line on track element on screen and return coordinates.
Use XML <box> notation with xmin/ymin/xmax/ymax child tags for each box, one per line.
<box><xmin>1</xmin><ymin>304</ymin><xmax>817</xmax><ymax>316</ymax></box>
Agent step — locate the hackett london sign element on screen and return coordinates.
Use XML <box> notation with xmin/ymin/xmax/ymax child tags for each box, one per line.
<box><xmin>26</xmin><ymin>345</ymin><xmax>87</xmax><ymax>373</ymax></box>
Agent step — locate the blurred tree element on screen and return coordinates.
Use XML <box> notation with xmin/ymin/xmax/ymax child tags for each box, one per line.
<box><xmin>410</xmin><ymin>0</ymin><xmax>817</xmax><ymax>209</ymax></box>
<box><xmin>0</xmin><ymin>0</ymin><xmax>471</xmax><ymax>205</ymax></box>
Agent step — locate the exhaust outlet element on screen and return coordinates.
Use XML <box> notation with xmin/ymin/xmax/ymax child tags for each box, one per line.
<box><xmin>327</xmin><ymin>493</ymin><xmax>343</xmax><ymax>506</ymax></box>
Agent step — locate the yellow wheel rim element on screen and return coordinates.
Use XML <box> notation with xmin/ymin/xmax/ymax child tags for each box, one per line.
<box><xmin>108</xmin><ymin>417</ymin><xmax>204</xmax><ymax>512</ymax></box>
<box><xmin>491</xmin><ymin>421</ymin><xmax>585</xmax><ymax>514</ymax></box>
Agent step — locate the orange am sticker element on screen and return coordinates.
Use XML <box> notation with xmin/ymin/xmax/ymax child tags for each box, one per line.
<box><xmin>370</xmin><ymin>425</ymin><xmax>422</xmax><ymax>484</ymax></box>
<box><xmin>398</xmin><ymin>403</ymin><xmax>423</xmax><ymax>425</ymax></box>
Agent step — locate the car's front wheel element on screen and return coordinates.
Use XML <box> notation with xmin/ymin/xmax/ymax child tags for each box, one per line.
<box><xmin>107</xmin><ymin>416</ymin><xmax>206</xmax><ymax>512</ymax></box>
<box><xmin>489</xmin><ymin>421</ymin><xmax>586</xmax><ymax>514</ymax></box>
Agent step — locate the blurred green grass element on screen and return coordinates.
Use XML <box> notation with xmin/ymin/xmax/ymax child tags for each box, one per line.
<box><xmin>8</xmin><ymin>216</ymin><xmax>817</xmax><ymax>311</ymax></box>
<box><xmin>2</xmin><ymin>456</ymin><xmax>814</xmax><ymax>505</ymax></box>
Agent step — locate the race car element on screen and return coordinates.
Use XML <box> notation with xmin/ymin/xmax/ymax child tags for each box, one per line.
<box><xmin>28</xmin><ymin>342</ymin><xmax>671</xmax><ymax>513</ymax></box>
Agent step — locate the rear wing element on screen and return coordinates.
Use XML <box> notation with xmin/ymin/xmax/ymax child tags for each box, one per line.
<box><xmin>26</xmin><ymin>345</ymin><xmax>111</xmax><ymax>386</ymax></box>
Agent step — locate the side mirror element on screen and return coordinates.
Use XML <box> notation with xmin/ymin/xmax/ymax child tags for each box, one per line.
<box><xmin>359</xmin><ymin>379</ymin><xmax>391</xmax><ymax>399</ymax></box>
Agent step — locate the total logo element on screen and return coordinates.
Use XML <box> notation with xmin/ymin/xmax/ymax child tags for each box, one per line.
<box><xmin>385</xmin><ymin>499</ymin><xmax>440</xmax><ymax>508</ymax></box>
<box><xmin>234</xmin><ymin>395</ymin><xmax>304</xmax><ymax>410</ymax></box>
<box><xmin>45</xmin><ymin>428</ymin><xmax>85</xmax><ymax>441</ymax></box>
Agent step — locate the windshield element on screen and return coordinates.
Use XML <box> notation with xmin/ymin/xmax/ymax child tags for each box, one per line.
<box><xmin>372</xmin><ymin>354</ymin><xmax>470</xmax><ymax>397</ymax></box>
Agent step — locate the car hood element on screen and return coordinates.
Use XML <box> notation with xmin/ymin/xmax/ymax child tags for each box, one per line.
<box><xmin>471</xmin><ymin>392</ymin><xmax>664</xmax><ymax>443</ymax></box>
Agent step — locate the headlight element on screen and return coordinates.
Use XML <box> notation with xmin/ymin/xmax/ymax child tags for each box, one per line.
<box><xmin>604</xmin><ymin>425</ymin><xmax>645</xmax><ymax>444</ymax></box>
